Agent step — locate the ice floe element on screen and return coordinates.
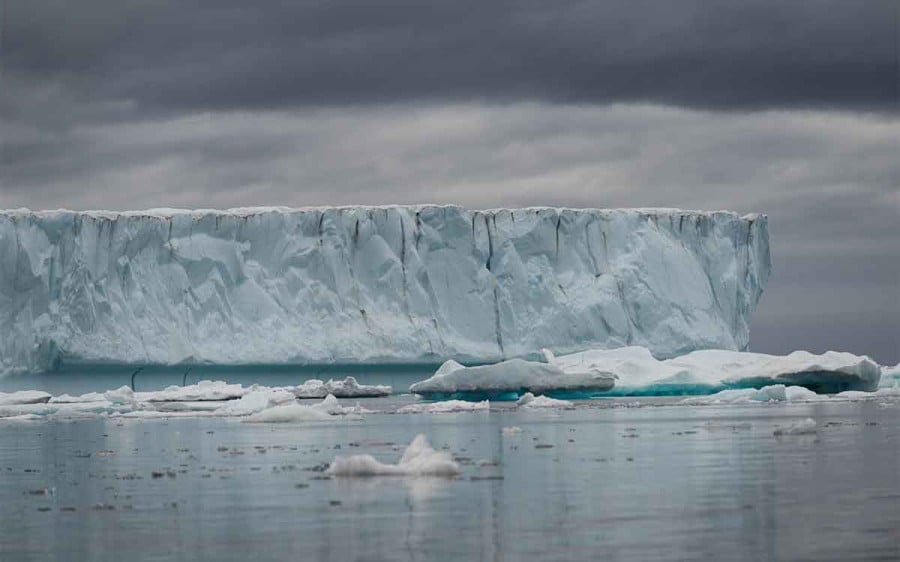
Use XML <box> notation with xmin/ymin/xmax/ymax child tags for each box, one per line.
<box><xmin>409</xmin><ymin>358</ymin><xmax>616</xmax><ymax>399</ymax></box>
<box><xmin>397</xmin><ymin>400</ymin><xmax>490</xmax><ymax>414</ymax></box>
<box><xmin>0</xmin><ymin>390</ymin><xmax>52</xmax><ymax>406</ymax></box>
<box><xmin>288</xmin><ymin>377</ymin><xmax>391</xmax><ymax>398</ymax></box>
<box><xmin>326</xmin><ymin>434</ymin><xmax>460</xmax><ymax>477</ymax></box>
<box><xmin>516</xmin><ymin>393</ymin><xmax>574</xmax><ymax>409</ymax></box>
<box><xmin>550</xmin><ymin>347</ymin><xmax>881</xmax><ymax>394</ymax></box>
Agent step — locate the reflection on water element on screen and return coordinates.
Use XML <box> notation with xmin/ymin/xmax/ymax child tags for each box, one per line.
<box><xmin>0</xmin><ymin>401</ymin><xmax>898</xmax><ymax>561</ymax></box>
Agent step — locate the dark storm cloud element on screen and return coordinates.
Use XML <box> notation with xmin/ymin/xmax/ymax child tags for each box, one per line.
<box><xmin>3</xmin><ymin>0</ymin><xmax>896</xmax><ymax>115</ymax></box>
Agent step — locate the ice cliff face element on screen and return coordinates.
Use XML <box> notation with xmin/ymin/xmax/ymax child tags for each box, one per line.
<box><xmin>0</xmin><ymin>206</ymin><xmax>770</xmax><ymax>374</ymax></box>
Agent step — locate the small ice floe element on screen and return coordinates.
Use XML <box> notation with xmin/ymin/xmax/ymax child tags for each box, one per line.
<box><xmin>516</xmin><ymin>393</ymin><xmax>574</xmax><ymax>409</ymax></box>
<box><xmin>680</xmin><ymin>384</ymin><xmax>825</xmax><ymax>405</ymax></box>
<box><xmin>244</xmin><ymin>394</ymin><xmax>361</xmax><ymax>423</ymax></box>
<box><xmin>396</xmin><ymin>400</ymin><xmax>489</xmax><ymax>414</ymax></box>
<box><xmin>104</xmin><ymin>386</ymin><xmax>137</xmax><ymax>405</ymax></box>
<box><xmin>49</xmin><ymin>392</ymin><xmax>106</xmax><ymax>404</ymax></box>
<box><xmin>409</xmin><ymin>358</ymin><xmax>616</xmax><ymax>399</ymax></box>
<box><xmin>289</xmin><ymin>376</ymin><xmax>391</xmax><ymax>398</ymax></box>
<box><xmin>0</xmin><ymin>390</ymin><xmax>52</xmax><ymax>406</ymax></box>
<box><xmin>137</xmin><ymin>380</ymin><xmax>249</xmax><ymax>402</ymax></box>
<box><xmin>326</xmin><ymin>434</ymin><xmax>460</xmax><ymax>477</ymax></box>
<box><xmin>501</xmin><ymin>426</ymin><xmax>523</xmax><ymax>435</ymax></box>
<box><xmin>214</xmin><ymin>389</ymin><xmax>296</xmax><ymax>416</ymax></box>
<box><xmin>774</xmin><ymin>418</ymin><xmax>817</xmax><ymax>436</ymax></box>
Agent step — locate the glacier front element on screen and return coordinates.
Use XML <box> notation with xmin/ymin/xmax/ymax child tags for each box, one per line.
<box><xmin>0</xmin><ymin>206</ymin><xmax>770</xmax><ymax>375</ymax></box>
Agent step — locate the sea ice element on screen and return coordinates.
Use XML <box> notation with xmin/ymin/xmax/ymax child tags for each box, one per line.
<box><xmin>0</xmin><ymin>390</ymin><xmax>52</xmax><ymax>406</ymax></box>
<box><xmin>326</xmin><ymin>434</ymin><xmax>460</xmax><ymax>477</ymax></box>
<box><xmin>396</xmin><ymin>400</ymin><xmax>490</xmax><ymax>414</ymax></box>
<box><xmin>409</xmin><ymin>358</ymin><xmax>616</xmax><ymax>399</ymax></box>
<box><xmin>680</xmin><ymin>385</ymin><xmax>825</xmax><ymax>405</ymax></box>
<box><xmin>214</xmin><ymin>389</ymin><xmax>296</xmax><ymax>416</ymax></box>
<box><xmin>551</xmin><ymin>347</ymin><xmax>881</xmax><ymax>394</ymax></box>
<box><xmin>289</xmin><ymin>376</ymin><xmax>391</xmax><ymax>398</ymax></box>
<box><xmin>516</xmin><ymin>393</ymin><xmax>574</xmax><ymax>409</ymax></box>
<box><xmin>137</xmin><ymin>380</ymin><xmax>249</xmax><ymax>402</ymax></box>
<box><xmin>243</xmin><ymin>394</ymin><xmax>360</xmax><ymax>422</ymax></box>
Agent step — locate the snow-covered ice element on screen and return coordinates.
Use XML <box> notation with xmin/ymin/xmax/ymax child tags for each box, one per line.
<box><xmin>397</xmin><ymin>400</ymin><xmax>490</xmax><ymax>414</ymax></box>
<box><xmin>516</xmin><ymin>393</ymin><xmax>574</xmax><ymax>409</ymax></box>
<box><xmin>326</xmin><ymin>434</ymin><xmax>460</xmax><ymax>477</ymax></box>
<box><xmin>409</xmin><ymin>358</ymin><xmax>616</xmax><ymax>399</ymax></box>
<box><xmin>214</xmin><ymin>388</ymin><xmax>296</xmax><ymax>416</ymax></box>
<box><xmin>243</xmin><ymin>394</ymin><xmax>363</xmax><ymax>422</ymax></box>
<box><xmin>137</xmin><ymin>380</ymin><xmax>249</xmax><ymax>402</ymax></box>
<box><xmin>0</xmin><ymin>206</ymin><xmax>769</xmax><ymax>375</ymax></box>
<box><xmin>550</xmin><ymin>347</ymin><xmax>881</xmax><ymax>394</ymax></box>
<box><xmin>0</xmin><ymin>390</ymin><xmax>51</xmax><ymax>406</ymax></box>
<box><xmin>288</xmin><ymin>377</ymin><xmax>391</xmax><ymax>398</ymax></box>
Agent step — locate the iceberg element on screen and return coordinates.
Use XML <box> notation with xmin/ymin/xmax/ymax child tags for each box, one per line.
<box><xmin>880</xmin><ymin>363</ymin><xmax>900</xmax><ymax>388</ymax></box>
<box><xmin>409</xmin><ymin>358</ymin><xmax>616</xmax><ymax>399</ymax></box>
<box><xmin>0</xmin><ymin>206</ymin><xmax>769</xmax><ymax>375</ymax></box>
<box><xmin>326</xmin><ymin>434</ymin><xmax>460</xmax><ymax>477</ymax></box>
<box><xmin>550</xmin><ymin>347</ymin><xmax>881</xmax><ymax>394</ymax></box>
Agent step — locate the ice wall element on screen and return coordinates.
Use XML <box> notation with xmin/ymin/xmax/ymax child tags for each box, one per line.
<box><xmin>0</xmin><ymin>206</ymin><xmax>770</xmax><ymax>374</ymax></box>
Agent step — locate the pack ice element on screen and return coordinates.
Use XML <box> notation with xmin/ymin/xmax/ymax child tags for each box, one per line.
<box><xmin>0</xmin><ymin>206</ymin><xmax>769</xmax><ymax>375</ymax></box>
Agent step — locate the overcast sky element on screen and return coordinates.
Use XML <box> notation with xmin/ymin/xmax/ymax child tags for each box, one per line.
<box><xmin>1</xmin><ymin>1</ymin><xmax>897</xmax><ymax>363</ymax></box>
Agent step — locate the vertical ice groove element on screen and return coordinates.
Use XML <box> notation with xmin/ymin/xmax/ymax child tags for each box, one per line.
<box><xmin>0</xmin><ymin>207</ymin><xmax>769</xmax><ymax>373</ymax></box>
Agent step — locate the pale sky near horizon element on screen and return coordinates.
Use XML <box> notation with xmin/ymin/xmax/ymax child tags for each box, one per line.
<box><xmin>1</xmin><ymin>1</ymin><xmax>897</xmax><ymax>363</ymax></box>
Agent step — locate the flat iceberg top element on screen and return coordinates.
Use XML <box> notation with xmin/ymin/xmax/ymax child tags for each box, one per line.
<box><xmin>0</xmin><ymin>205</ymin><xmax>770</xmax><ymax>374</ymax></box>
<box><xmin>1</xmin><ymin>205</ymin><xmax>760</xmax><ymax>221</ymax></box>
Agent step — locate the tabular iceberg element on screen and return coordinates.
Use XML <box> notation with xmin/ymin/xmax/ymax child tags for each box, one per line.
<box><xmin>0</xmin><ymin>206</ymin><xmax>769</xmax><ymax>375</ymax></box>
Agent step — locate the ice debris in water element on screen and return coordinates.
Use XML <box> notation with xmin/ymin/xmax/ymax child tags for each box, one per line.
<box><xmin>289</xmin><ymin>377</ymin><xmax>391</xmax><ymax>398</ymax></box>
<box><xmin>773</xmin><ymin>418</ymin><xmax>817</xmax><ymax>435</ymax></box>
<box><xmin>680</xmin><ymin>384</ymin><xmax>823</xmax><ymax>405</ymax></box>
<box><xmin>0</xmin><ymin>390</ymin><xmax>52</xmax><ymax>406</ymax></box>
<box><xmin>326</xmin><ymin>434</ymin><xmax>460</xmax><ymax>477</ymax></box>
<box><xmin>516</xmin><ymin>393</ymin><xmax>574</xmax><ymax>409</ymax></box>
<box><xmin>244</xmin><ymin>394</ymin><xmax>362</xmax><ymax>423</ymax></box>
<box><xmin>410</xmin><ymin>358</ymin><xmax>616</xmax><ymax>399</ymax></box>
<box><xmin>214</xmin><ymin>389</ymin><xmax>296</xmax><ymax>416</ymax></box>
<box><xmin>104</xmin><ymin>386</ymin><xmax>136</xmax><ymax>405</ymax></box>
<box><xmin>396</xmin><ymin>400</ymin><xmax>490</xmax><ymax>414</ymax></box>
<box><xmin>501</xmin><ymin>426</ymin><xmax>523</xmax><ymax>435</ymax></box>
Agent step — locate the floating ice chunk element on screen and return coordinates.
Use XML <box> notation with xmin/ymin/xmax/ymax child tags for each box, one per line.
<box><xmin>0</xmin><ymin>390</ymin><xmax>52</xmax><ymax>405</ymax></box>
<box><xmin>774</xmin><ymin>418</ymin><xmax>817</xmax><ymax>435</ymax></box>
<box><xmin>541</xmin><ymin>349</ymin><xmax>556</xmax><ymax>363</ymax></box>
<box><xmin>326</xmin><ymin>434</ymin><xmax>460</xmax><ymax>477</ymax></box>
<box><xmin>214</xmin><ymin>389</ymin><xmax>296</xmax><ymax>416</ymax></box>
<box><xmin>396</xmin><ymin>400</ymin><xmax>490</xmax><ymax>414</ymax></box>
<box><xmin>680</xmin><ymin>384</ymin><xmax>826</xmax><ymax>405</ymax></box>
<box><xmin>104</xmin><ymin>386</ymin><xmax>136</xmax><ymax>405</ymax></box>
<box><xmin>290</xmin><ymin>376</ymin><xmax>391</xmax><ymax>398</ymax></box>
<box><xmin>501</xmin><ymin>426</ymin><xmax>523</xmax><ymax>435</ymax></box>
<box><xmin>551</xmin><ymin>347</ymin><xmax>881</xmax><ymax>394</ymax></box>
<box><xmin>49</xmin><ymin>392</ymin><xmax>106</xmax><ymax>403</ymax></box>
<box><xmin>516</xmin><ymin>393</ymin><xmax>574</xmax><ymax>409</ymax></box>
<box><xmin>880</xmin><ymin>363</ymin><xmax>900</xmax><ymax>388</ymax></box>
<box><xmin>137</xmin><ymin>380</ymin><xmax>249</xmax><ymax>402</ymax></box>
<box><xmin>410</xmin><ymin>358</ymin><xmax>616</xmax><ymax>399</ymax></box>
<box><xmin>243</xmin><ymin>394</ymin><xmax>359</xmax><ymax>422</ymax></box>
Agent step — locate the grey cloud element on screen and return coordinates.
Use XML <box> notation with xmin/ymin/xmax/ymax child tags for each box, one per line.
<box><xmin>3</xmin><ymin>0</ymin><xmax>896</xmax><ymax>117</ymax></box>
<box><xmin>0</xmin><ymin>103</ymin><xmax>896</xmax><ymax>361</ymax></box>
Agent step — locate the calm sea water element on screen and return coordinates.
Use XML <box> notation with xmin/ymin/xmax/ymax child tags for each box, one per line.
<box><xmin>1</xmin><ymin>387</ymin><xmax>898</xmax><ymax>561</ymax></box>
